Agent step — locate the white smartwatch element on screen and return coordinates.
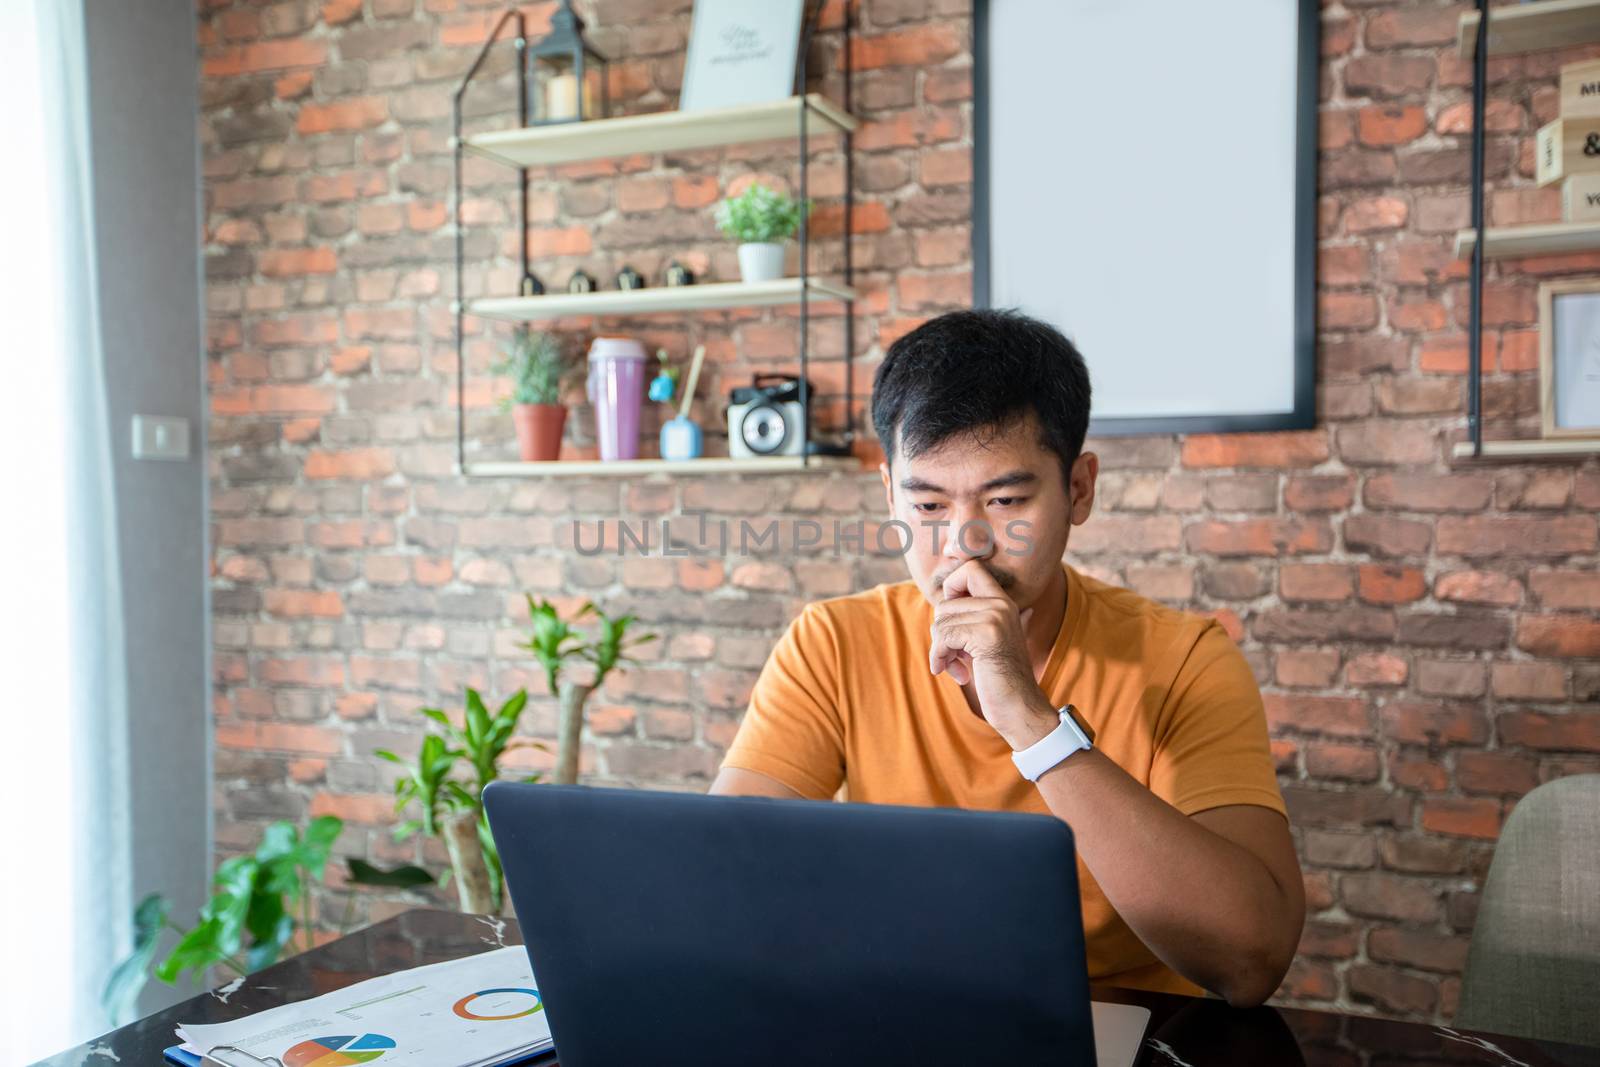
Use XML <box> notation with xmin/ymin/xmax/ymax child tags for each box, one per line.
<box><xmin>1011</xmin><ymin>704</ymin><xmax>1095</xmax><ymax>782</ymax></box>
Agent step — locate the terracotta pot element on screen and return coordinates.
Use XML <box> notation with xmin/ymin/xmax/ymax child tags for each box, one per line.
<box><xmin>513</xmin><ymin>403</ymin><xmax>566</xmax><ymax>461</ymax></box>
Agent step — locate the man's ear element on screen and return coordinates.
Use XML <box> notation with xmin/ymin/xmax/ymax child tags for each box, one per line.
<box><xmin>1068</xmin><ymin>452</ymin><xmax>1098</xmax><ymax>526</ymax></box>
<box><xmin>879</xmin><ymin>461</ymin><xmax>893</xmax><ymax>511</ymax></box>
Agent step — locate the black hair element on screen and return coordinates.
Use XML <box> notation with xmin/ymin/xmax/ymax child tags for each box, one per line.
<box><xmin>871</xmin><ymin>308</ymin><xmax>1092</xmax><ymax>484</ymax></box>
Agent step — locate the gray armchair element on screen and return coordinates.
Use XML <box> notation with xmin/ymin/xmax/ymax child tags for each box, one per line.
<box><xmin>1456</xmin><ymin>774</ymin><xmax>1600</xmax><ymax>1050</ymax></box>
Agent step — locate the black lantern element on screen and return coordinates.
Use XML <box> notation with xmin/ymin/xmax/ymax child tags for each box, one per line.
<box><xmin>526</xmin><ymin>0</ymin><xmax>608</xmax><ymax>126</ymax></box>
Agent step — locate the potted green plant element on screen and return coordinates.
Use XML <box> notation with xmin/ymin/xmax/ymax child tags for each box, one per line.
<box><xmin>103</xmin><ymin>816</ymin><xmax>431</xmax><ymax>1024</ymax></box>
<box><xmin>493</xmin><ymin>328</ymin><xmax>574</xmax><ymax>461</ymax></box>
<box><xmin>714</xmin><ymin>182</ymin><xmax>810</xmax><ymax>284</ymax></box>
<box><xmin>378</xmin><ymin>689</ymin><xmax>542</xmax><ymax>915</ymax></box>
<box><xmin>522</xmin><ymin>596</ymin><xmax>656</xmax><ymax>786</ymax></box>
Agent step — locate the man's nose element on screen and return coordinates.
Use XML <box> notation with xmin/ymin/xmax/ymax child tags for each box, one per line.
<box><xmin>942</xmin><ymin>508</ymin><xmax>996</xmax><ymax>562</ymax></box>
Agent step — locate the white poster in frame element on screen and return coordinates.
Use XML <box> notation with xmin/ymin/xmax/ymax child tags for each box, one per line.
<box><xmin>680</xmin><ymin>0</ymin><xmax>807</xmax><ymax>113</ymax></box>
<box><xmin>1542</xmin><ymin>279</ymin><xmax>1600</xmax><ymax>439</ymax></box>
<box><xmin>972</xmin><ymin>0</ymin><xmax>1319</xmax><ymax>435</ymax></box>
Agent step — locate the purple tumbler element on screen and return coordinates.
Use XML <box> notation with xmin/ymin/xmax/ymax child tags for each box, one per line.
<box><xmin>586</xmin><ymin>336</ymin><xmax>647</xmax><ymax>462</ymax></box>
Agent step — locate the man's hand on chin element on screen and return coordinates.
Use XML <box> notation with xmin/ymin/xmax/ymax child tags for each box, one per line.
<box><xmin>929</xmin><ymin>559</ymin><xmax>1058</xmax><ymax>750</ymax></box>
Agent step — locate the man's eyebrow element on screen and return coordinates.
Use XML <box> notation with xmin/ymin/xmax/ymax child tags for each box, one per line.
<box><xmin>898</xmin><ymin>469</ymin><xmax>1039</xmax><ymax>495</ymax></box>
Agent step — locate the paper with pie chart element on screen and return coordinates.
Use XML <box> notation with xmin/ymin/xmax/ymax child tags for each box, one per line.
<box><xmin>175</xmin><ymin>945</ymin><xmax>553</xmax><ymax>1067</ymax></box>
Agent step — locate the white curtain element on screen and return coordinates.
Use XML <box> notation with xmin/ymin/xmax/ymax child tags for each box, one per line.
<box><xmin>0</xmin><ymin>0</ymin><xmax>133</xmax><ymax>1060</ymax></box>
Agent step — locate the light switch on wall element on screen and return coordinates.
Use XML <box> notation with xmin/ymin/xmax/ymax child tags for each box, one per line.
<box><xmin>131</xmin><ymin>415</ymin><xmax>191</xmax><ymax>460</ymax></box>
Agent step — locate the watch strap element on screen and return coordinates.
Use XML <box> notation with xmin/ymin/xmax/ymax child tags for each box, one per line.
<box><xmin>1011</xmin><ymin>704</ymin><xmax>1093</xmax><ymax>782</ymax></box>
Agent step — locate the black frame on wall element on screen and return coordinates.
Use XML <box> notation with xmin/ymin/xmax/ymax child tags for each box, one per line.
<box><xmin>971</xmin><ymin>0</ymin><xmax>1321</xmax><ymax>437</ymax></box>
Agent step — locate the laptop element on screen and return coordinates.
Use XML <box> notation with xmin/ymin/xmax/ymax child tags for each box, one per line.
<box><xmin>483</xmin><ymin>783</ymin><xmax>1150</xmax><ymax>1067</ymax></box>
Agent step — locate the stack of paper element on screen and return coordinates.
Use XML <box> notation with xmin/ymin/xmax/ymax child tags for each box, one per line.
<box><xmin>169</xmin><ymin>945</ymin><xmax>553</xmax><ymax>1067</ymax></box>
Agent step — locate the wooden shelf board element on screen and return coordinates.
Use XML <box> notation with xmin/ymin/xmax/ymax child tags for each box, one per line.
<box><xmin>1458</xmin><ymin>0</ymin><xmax>1600</xmax><ymax>56</ymax></box>
<box><xmin>463</xmin><ymin>93</ymin><xmax>857</xmax><ymax>169</ymax></box>
<box><xmin>1452</xmin><ymin>439</ymin><xmax>1600</xmax><ymax>460</ymax></box>
<box><xmin>1454</xmin><ymin>220</ymin><xmax>1600</xmax><ymax>259</ymax></box>
<box><xmin>464</xmin><ymin>455</ymin><xmax>861</xmax><ymax>478</ymax></box>
<box><xmin>465</xmin><ymin>277</ymin><xmax>856</xmax><ymax>322</ymax></box>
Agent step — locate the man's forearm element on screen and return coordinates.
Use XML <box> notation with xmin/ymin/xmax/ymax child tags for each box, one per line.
<box><xmin>1031</xmin><ymin>748</ymin><xmax>1299</xmax><ymax>1006</ymax></box>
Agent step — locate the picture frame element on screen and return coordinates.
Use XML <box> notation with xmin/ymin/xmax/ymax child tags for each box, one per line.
<box><xmin>1540</xmin><ymin>278</ymin><xmax>1600</xmax><ymax>440</ymax></box>
<box><xmin>972</xmin><ymin>0</ymin><xmax>1319</xmax><ymax>435</ymax></box>
<box><xmin>680</xmin><ymin>0</ymin><xmax>807</xmax><ymax>113</ymax></box>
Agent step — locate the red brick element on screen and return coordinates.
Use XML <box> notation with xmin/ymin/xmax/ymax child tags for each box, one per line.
<box><xmin>304</xmin><ymin>448</ymin><xmax>397</xmax><ymax>480</ymax></box>
<box><xmin>1320</xmin><ymin>293</ymin><xmax>1380</xmax><ymax>330</ymax></box>
<box><xmin>1416</xmin><ymin>659</ymin><xmax>1485</xmax><ymax>699</ymax></box>
<box><xmin>1276</xmin><ymin>649</ymin><xmax>1341</xmax><ymax>689</ymax></box>
<box><xmin>1358</xmin><ymin>565</ymin><xmax>1426</xmax><ymax>605</ymax></box>
<box><xmin>847</xmin><ymin>24</ymin><xmax>962</xmax><ymax>69</ymax></box>
<box><xmin>297</xmin><ymin>97</ymin><xmax>388</xmax><ymax>134</ymax></box>
<box><xmin>1264</xmin><ymin>693</ymin><xmax>1370</xmax><ymax>737</ymax></box>
<box><xmin>1357</xmin><ymin>108</ymin><xmax>1425</xmax><ymax>147</ymax></box>
<box><xmin>1347</xmin><ymin>653</ymin><xmax>1408</xmax><ymax>687</ymax></box>
<box><xmin>1280</xmin><ymin>564</ymin><xmax>1354</xmax><ymax>602</ymax></box>
<box><xmin>1356</xmin><ymin>476</ymin><xmax>1491</xmax><ymax>511</ymax></box>
<box><xmin>1285</xmin><ymin>474</ymin><xmax>1355</xmax><ymax>512</ymax></box>
<box><xmin>1349</xmin><ymin>963</ymin><xmax>1438</xmax><ymax>1016</ymax></box>
<box><xmin>1344</xmin><ymin>54</ymin><xmax>1435</xmax><ymax>97</ymax></box>
<box><xmin>1306</xmin><ymin>742</ymin><xmax>1380</xmax><ymax>782</ymax></box>
<box><xmin>1528</xmin><ymin>570</ymin><xmax>1600</xmax><ymax>610</ymax></box>
<box><xmin>202</xmin><ymin>39</ymin><xmax>328</xmax><ymax>77</ymax></box>
<box><xmin>215</xmin><ymin>721</ymin><xmax>343</xmax><ymax>755</ymax></box>
<box><xmin>259</xmin><ymin>247</ymin><xmax>337</xmax><ymax>277</ymax></box>
<box><xmin>1436</xmin><ymin>570</ymin><xmax>1523</xmax><ymax>606</ymax></box>
<box><xmin>1517</xmin><ymin>615</ymin><xmax>1600</xmax><ymax>658</ymax></box>
<box><xmin>1336</xmin><ymin>420</ymin><xmax>1437</xmax><ymax>466</ymax></box>
<box><xmin>1365</xmin><ymin>7</ymin><xmax>1459</xmax><ymax>48</ymax></box>
<box><xmin>1180</xmin><ymin>431</ymin><xmax>1329</xmax><ymax>469</ymax></box>
<box><xmin>1187</xmin><ymin>519</ymin><xmax>1332</xmax><ymax>557</ymax></box>
<box><xmin>1490</xmin><ymin>662</ymin><xmax>1566</xmax><ymax>702</ymax></box>
<box><xmin>1437</xmin><ymin>516</ymin><xmax>1597</xmax><ymax>558</ymax></box>
<box><xmin>1341</xmin><ymin>872</ymin><xmax>1440</xmax><ymax>923</ymax></box>
<box><xmin>1382</xmin><ymin>701</ymin><xmax>1488</xmax><ymax>746</ymax></box>
<box><xmin>1499</xmin><ymin>711</ymin><xmax>1600</xmax><ymax>752</ymax></box>
<box><xmin>1422</xmin><ymin>797</ymin><xmax>1502</xmax><ymax>840</ymax></box>
<box><xmin>264</xmin><ymin>589</ymin><xmax>343</xmax><ymax>618</ymax></box>
<box><xmin>1368</xmin><ymin>927</ymin><xmax>1470</xmax><ymax>974</ymax></box>
<box><xmin>310</xmin><ymin>792</ymin><xmax>394</xmax><ymax>825</ymax></box>
<box><xmin>1457</xmin><ymin>752</ymin><xmax>1539</xmax><ymax>796</ymax></box>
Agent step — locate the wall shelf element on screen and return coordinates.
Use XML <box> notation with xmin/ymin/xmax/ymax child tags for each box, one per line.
<box><xmin>1457</xmin><ymin>0</ymin><xmax>1600</xmax><ymax>57</ymax></box>
<box><xmin>1454</xmin><ymin>220</ymin><xmax>1600</xmax><ymax>259</ymax></box>
<box><xmin>1452</xmin><ymin>439</ymin><xmax>1600</xmax><ymax>461</ymax></box>
<box><xmin>463</xmin><ymin>93</ymin><xmax>856</xmax><ymax>169</ymax></box>
<box><xmin>466</xmin><ymin>278</ymin><xmax>857</xmax><ymax>323</ymax></box>
<box><xmin>451</xmin><ymin>10</ymin><xmax>860</xmax><ymax>478</ymax></box>
<box><xmin>465</xmin><ymin>455</ymin><xmax>861</xmax><ymax>478</ymax></box>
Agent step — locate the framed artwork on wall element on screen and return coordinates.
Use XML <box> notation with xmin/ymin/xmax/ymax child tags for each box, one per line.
<box><xmin>680</xmin><ymin>0</ymin><xmax>808</xmax><ymax>113</ymax></box>
<box><xmin>1541</xmin><ymin>279</ymin><xmax>1600</xmax><ymax>440</ymax></box>
<box><xmin>972</xmin><ymin>0</ymin><xmax>1320</xmax><ymax>435</ymax></box>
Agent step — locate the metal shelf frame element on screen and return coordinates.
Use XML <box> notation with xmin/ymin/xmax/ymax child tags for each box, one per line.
<box><xmin>449</xmin><ymin>3</ymin><xmax>857</xmax><ymax>476</ymax></box>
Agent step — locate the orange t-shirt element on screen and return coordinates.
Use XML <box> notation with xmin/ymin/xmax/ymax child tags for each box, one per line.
<box><xmin>721</xmin><ymin>561</ymin><xmax>1286</xmax><ymax>996</ymax></box>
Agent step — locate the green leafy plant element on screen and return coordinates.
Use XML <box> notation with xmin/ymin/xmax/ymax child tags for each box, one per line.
<box><xmin>378</xmin><ymin>689</ymin><xmax>544</xmax><ymax>915</ymax></box>
<box><xmin>492</xmin><ymin>328</ymin><xmax>572</xmax><ymax>407</ymax></box>
<box><xmin>713</xmin><ymin>183</ymin><xmax>810</xmax><ymax>244</ymax></box>
<box><xmin>521</xmin><ymin>596</ymin><xmax>656</xmax><ymax>787</ymax></box>
<box><xmin>102</xmin><ymin>817</ymin><xmax>432</xmax><ymax>1025</ymax></box>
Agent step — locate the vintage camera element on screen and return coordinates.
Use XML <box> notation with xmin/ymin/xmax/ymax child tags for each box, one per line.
<box><xmin>727</xmin><ymin>374</ymin><xmax>810</xmax><ymax>459</ymax></box>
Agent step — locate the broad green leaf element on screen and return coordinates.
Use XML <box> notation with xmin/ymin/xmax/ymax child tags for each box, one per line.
<box><xmin>102</xmin><ymin>893</ymin><xmax>169</xmax><ymax>1024</ymax></box>
<box><xmin>346</xmin><ymin>859</ymin><xmax>436</xmax><ymax>889</ymax></box>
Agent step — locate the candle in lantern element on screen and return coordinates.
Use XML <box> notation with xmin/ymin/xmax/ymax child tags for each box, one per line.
<box><xmin>546</xmin><ymin>71</ymin><xmax>579</xmax><ymax>120</ymax></box>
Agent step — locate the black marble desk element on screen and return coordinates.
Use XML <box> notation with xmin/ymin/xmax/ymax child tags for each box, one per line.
<box><xmin>37</xmin><ymin>908</ymin><xmax>1600</xmax><ymax>1067</ymax></box>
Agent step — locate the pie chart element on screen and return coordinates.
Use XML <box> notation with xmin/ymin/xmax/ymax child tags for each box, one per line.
<box><xmin>282</xmin><ymin>1033</ymin><xmax>397</xmax><ymax>1066</ymax></box>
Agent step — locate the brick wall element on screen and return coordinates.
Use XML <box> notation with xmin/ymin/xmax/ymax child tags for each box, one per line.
<box><xmin>200</xmin><ymin>0</ymin><xmax>1600</xmax><ymax>1023</ymax></box>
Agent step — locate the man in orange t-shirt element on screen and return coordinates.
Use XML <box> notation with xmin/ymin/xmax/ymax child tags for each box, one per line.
<box><xmin>712</xmin><ymin>309</ymin><xmax>1304</xmax><ymax>1007</ymax></box>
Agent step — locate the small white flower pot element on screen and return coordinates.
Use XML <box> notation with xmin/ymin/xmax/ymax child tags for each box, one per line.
<box><xmin>737</xmin><ymin>242</ymin><xmax>786</xmax><ymax>284</ymax></box>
